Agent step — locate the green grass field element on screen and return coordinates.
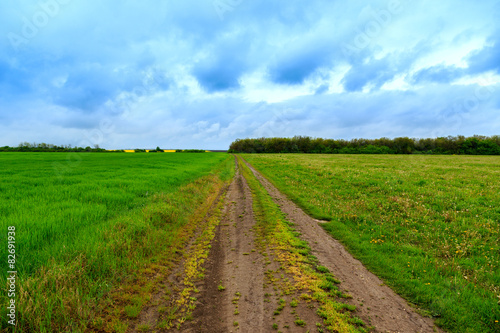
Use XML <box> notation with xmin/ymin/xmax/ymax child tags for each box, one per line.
<box><xmin>241</xmin><ymin>154</ymin><xmax>500</xmax><ymax>333</ymax></box>
<box><xmin>0</xmin><ymin>152</ymin><xmax>233</xmax><ymax>332</ymax></box>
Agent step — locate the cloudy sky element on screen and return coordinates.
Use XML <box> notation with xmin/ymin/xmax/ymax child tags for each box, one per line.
<box><xmin>1</xmin><ymin>0</ymin><xmax>499</xmax><ymax>149</ymax></box>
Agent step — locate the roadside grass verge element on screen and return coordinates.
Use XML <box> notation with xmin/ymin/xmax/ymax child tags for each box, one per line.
<box><xmin>156</xmin><ymin>192</ymin><xmax>227</xmax><ymax>331</ymax></box>
<box><xmin>238</xmin><ymin>156</ymin><xmax>367</xmax><ymax>333</ymax></box>
<box><xmin>0</xmin><ymin>153</ymin><xmax>233</xmax><ymax>332</ymax></box>
<box><xmin>89</xmin><ymin>173</ymin><xmax>230</xmax><ymax>333</ymax></box>
<box><xmin>242</xmin><ymin>153</ymin><xmax>500</xmax><ymax>333</ymax></box>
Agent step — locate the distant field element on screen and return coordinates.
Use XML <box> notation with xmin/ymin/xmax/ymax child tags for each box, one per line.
<box><xmin>0</xmin><ymin>152</ymin><xmax>233</xmax><ymax>331</ymax></box>
<box><xmin>242</xmin><ymin>154</ymin><xmax>500</xmax><ymax>333</ymax></box>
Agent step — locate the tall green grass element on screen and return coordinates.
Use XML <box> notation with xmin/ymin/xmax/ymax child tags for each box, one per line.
<box><xmin>242</xmin><ymin>154</ymin><xmax>500</xmax><ymax>333</ymax></box>
<box><xmin>0</xmin><ymin>152</ymin><xmax>233</xmax><ymax>331</ymax></box>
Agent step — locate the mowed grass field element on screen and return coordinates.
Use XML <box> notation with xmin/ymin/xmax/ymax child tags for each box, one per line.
<box><xmin>0</xmin><ymin>152</ymin><xmax>233</xmax><ymax>332</ymax></box>
<box><xmin>242</xmin><ymin>154</ymin><xmax>500</xmax><ymax>333</ymax></box>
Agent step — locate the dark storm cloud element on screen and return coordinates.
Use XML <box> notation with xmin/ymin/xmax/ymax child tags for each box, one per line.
<box><xmin>467</xmin><ymin>33</ymin><xmax>500</xmax><ymax>75</ymax></box>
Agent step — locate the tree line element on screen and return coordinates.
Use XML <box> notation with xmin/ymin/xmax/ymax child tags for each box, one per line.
<box><xmin>228</xmin><ymin>135</ymin><xmax>500</xmax><ymax>155</ymax></box>
<box><xmin>0</xmin><ymin>143</ymin><xmax>207</xmax><ymax>153</ymax></box>
<box><xmin>175</xmin><ymin>149</ymin><xmax>206</xmax><ymax>153</ymax></box>
<box><xmin>0</xmin><ymin>142</ymin><xmax>111</xmax><ymax>152</ymax></box>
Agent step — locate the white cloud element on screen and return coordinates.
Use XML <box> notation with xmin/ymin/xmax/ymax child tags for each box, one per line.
<box><xmin>0</xmin><ymin>0</ymin><xmax>499</xmax><ymax>149</ymax></box>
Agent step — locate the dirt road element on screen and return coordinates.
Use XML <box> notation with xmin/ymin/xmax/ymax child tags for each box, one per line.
<box><xmin>165</xmin><ymin>157</ymin><xmax>441</xmax><ymax>332</ymax></box>
<box><xmin>184</xmin><ymin>158</ymin><xmax>268</xmax><ymax>332</ymax></box>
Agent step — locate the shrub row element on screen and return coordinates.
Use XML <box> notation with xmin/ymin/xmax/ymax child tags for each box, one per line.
<box><xmin>228</xmin><ymin>135</ymin><xmax>500</xmax><ymax>155</ymax></box>
<box><xmin>0</xmin><ymin>143</ymin><xmax>110</xmax><ymax>153</ymax></box>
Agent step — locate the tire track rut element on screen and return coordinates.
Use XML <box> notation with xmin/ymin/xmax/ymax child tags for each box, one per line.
<box><xmin>184</xmin><ymin>158</ymin><xmax>268</xmax><ymax>332</ymax></box>
<box><xmin>240</xmin><ymin>157</ymin><xmax>442</xmax><ymax>333</ymax></box>
<box><xmin>187</xmin><ymin>157</ymin><xmax>321</xmax><ymax>333</ymax></box>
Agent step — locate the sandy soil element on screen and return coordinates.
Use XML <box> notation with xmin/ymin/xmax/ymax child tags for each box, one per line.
<box><xmin>183</xmin><ymin>160</ymin><xmax>267</xmax><ymax>332</ymax></box>
<box><xmin>183</xmin><ymin>158</ymin><xmax>320</xmax><ymax>332</ymax></box>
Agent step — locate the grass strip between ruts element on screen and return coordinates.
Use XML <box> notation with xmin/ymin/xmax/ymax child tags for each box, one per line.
<box><xmin>238</xmin><ymin>156</ymin><xmax>368</xmax><ymax>333</ymax></box>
